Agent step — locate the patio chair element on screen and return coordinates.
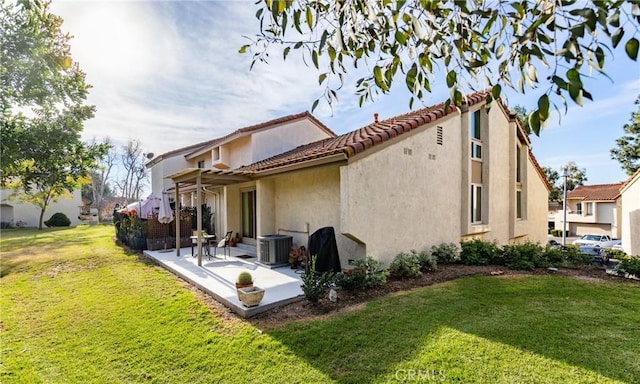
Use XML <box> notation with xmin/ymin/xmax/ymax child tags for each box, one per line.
<box><xmin>211</xmin><ymin>231</ymin><xmax>233</xmax><ymax>260</ymax></box>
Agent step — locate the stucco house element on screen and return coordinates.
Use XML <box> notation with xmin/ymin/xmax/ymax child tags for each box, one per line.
<box><xmin>620</xmin><ymin>169</ymin><xmax>640</xmax><ymax>255</ymax></box>
<box><xmin>553</xmin><ymin>183</ymin><xmax>623</xmax><ymax>238</ymax></box>
<box><xmin>149</xmin><ymin>92</ymin><xmax>550</xmax><ymax>265</ymax></box>
<box><xmin>0</xmin><ymin>188</ymin><xmax>83</xmax><ymax>228</ymax></box>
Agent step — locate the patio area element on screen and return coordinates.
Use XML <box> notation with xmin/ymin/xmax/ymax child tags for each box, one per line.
<box><xmin>143</xmin><ymin>245</ymin><xmax>304</xmax><ymax>318</ymax></box>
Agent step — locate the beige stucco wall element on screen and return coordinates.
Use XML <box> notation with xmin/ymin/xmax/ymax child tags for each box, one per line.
<box><xmin>341</xmin><ymin>113</ymin><xmax>463</xmax><ymax>265</ymax></box>
<box><xmin>269</xmin><ymin>166</ymin><xmax>364</xmax><ymax>265</ymax></box>
<box><xmin>0</xmin><ymin>189</ymin><xmax>83</xmax><ymax>227</ymax></box>
<box><xmin>251</xmin><ymin>119</ymin><xmax>333</xmax><ymax>164</ymax></box>
<box><xmin>621</xmin><ymin>174</ymin><xmax>640</xmax><ymax>255</ymax></box>
<box><xmin>150</xmin><ymin>154</ymin><xmax>190</xmax><ymax>195</ymax></box>
<box><xmin>522</xmin><ymin>156</ymin><xmax>550</xmax><ymax>245</ymax></box>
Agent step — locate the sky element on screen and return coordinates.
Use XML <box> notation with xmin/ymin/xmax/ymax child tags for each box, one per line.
<box><xmin>49</xmin><ymin>0</ymin><xmax>640</xmax><ymax>187</ymax></box>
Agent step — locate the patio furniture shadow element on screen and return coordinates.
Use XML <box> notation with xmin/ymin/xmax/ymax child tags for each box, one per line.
<box><xmin>263</xmin><ymin>275</ymin><xmax>640</xmax><ymax>383</ymax></box>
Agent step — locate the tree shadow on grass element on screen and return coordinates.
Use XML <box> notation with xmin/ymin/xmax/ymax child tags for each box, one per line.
<box><xmin>264</xmin><ymin>276</ymin><xmax>640</xmax><ymax>383</ymax></box>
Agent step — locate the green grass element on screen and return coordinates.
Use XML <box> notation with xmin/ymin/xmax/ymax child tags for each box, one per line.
<box><xmin>2</xmin><ymin>226</ymin><xmax>639</xmax><ymax>383</ymax></box>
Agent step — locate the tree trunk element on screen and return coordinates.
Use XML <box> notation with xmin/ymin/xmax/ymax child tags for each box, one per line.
<box><xmin>38</xmin><ymin>207</ymin><xmax>45</xmax><ymax>230</ymax></box>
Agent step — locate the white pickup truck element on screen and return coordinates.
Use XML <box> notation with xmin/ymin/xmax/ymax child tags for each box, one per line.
<box><xmin>572</xmin><ymin>234</ymin><xmax>618</xmax><ymax>248</ymax></box>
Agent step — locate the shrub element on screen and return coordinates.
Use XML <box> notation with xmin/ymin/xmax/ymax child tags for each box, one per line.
<box><xmin>617</xmin><ymin>255</ymin><xmax>640</xmax><ymax>278</ymax></box>
<box><xmin>563</xmin><ymin>245</ymin><xmax>592</xmax><ymax>266</ymax></box>
<box><xmin>44</xmin><ymin>212</ymin><xmax>71</xmax><ymax>227</ymax></box>
<box><xmin>550</xmin><ymin>229</ymin><xmax>562</xmax><ymax>237</ymax></box>
<box><xmin>335</xmin><ymin>257</ymin><xmax>388</xmax><ymax>290</ymax></box>
<box><xmin>500</xmin><ymin>242</ymin><xmax>545</xmax><ymax>271</ymax></box>
<box><xmin>301</xmin><ymin>256</ymin><xmax>335</xmax><ymax>302</ymax></box>
<box><xmin>543</xmin><ymin>246</ymin><xmax>565</xmax><ymax>266</ymax></box>
<box><xmin>605</xmin><ymin>249</ymin><xmax>626</xmax><ymax>260</ymax></box>
<box><xmin>459</xmin><ymin>239</ymin><xmax>500</xmax><ymax>265</ymax></box>
<box><xmin>389</xmin><ymin>251</ymin><xmax>421</xmax><ymax>279</ymax></box>
<box><xmin>417</xmin><ymin>250</ymin><xmax>437</xmax><ymax>271</ymax></box>
<box><xmin>430</xmin><ymin>243</ymin><xmax>460</xmax><ymax>264</ymax></box>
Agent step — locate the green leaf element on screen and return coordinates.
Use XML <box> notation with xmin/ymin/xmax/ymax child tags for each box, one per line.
<box><xmin>238</xmin><ymin>45</ymin><xmax>249</xmax><ymax>54</ymax></box>
<box><xmin>373</xmin><ymin>66</ymin><xmax>385</xmax><ymax>89</ymax></box>
<box><xmin>496</xmin><ymin>44</ymin><xmax>505</xmax><ymax>59</ymax></box>
<box><xmin>446</xmin><ymin>70</ymin><xmax>457</xmax><ymax>88</ymax></box>
<box><xmin>305</xmin><ymin>7</ymin><xmax>313</xmax><ymax>29</ymax></box>
<box><xmin>395</xmin><ymin>30</ymin><xmax>407</xmax><ymax>45</ymax></box>
<box><xmin>491</xmin><ymin>84</ymin><xmax>501</xmax><ymax>99</ymax></box>
<box><xmin>611</xmin><ymin>28</ymin><xmax>624</xmax><ymax>48</ymax></box>
<box><xmin>566</xmin><ymin>68</ymin><xmax>581</xmax><ymax>86</ymax></box>
<box><xmin>537</xmin><ymin>94</ymin><xmax>549</xmax><ymax>121</ymax></box>
<box><xmin>529</xmin><ymin>111</ymin><xmax>541</xmax><ymax>136</ymax></box>
<box><xmin>568</xmin><ymin>84</ymin><xmax>583</xmax><ymax>106</ymax></box>
<box><xmin>311</xmin><ymin>99</ymin><xmax>319</xmax><ymax>112</ymax></box>
<box><xmin>311</xmin><ymin>50</ymin><xmax>319</xmax><ymax>69</ymax></box>
<box><xmin>625</xmin><ymin>38</ymin><xmax>639</xmax><ymax>61</ymax></box>
<box><xmin>318</xmin><ymin>73</ymin><xmax>327</xmax><ymax>85</ymax></box>
<box><xmin>595</xmin><ymin>46</ymin><xmax>605</xmax><ymax>68</ymax></box>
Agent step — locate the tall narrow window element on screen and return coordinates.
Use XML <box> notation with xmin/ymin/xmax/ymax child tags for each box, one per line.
<box><xmin>197</xmin><ymin>160</ymin><xmax>205</xmax><ymax>169</ymax></box>
<box><xmin>437</xmin><ymin>126</ymin><xmax>443</xmax><ymax>145</ymax></box>
<box><xmin>516</xmin><ymin>144</ymin><xmax>522</xmax><ymax>183</ymax></box>
<box><xmin>470</xmin><ymin>110</ymin><xmax>482</xmax><ymax>159</ymax></box>
<box><xmin>576</xmin><ymin>203</ymin><xmax>583</xmax><ymax>214</ymax></box>
<box><xmin>471</xmin><ymin>184</ymin><xmax>482</xmax><ymax>223</ymax></box>
<box><xmin>516</xmin><ymin>190</ymin><xmax>522</xmax><ymax>219</ymax></box>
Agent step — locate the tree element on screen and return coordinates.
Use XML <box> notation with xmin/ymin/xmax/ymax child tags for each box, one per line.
<box><xmin>1</xmin><ymin>1</ymin><xmax>108</xmax><ymax>229</ymax></box>
<box><xmin>245</xmin><ymin>1</ymin><xmax>639</xmax><ymax>134</ymax></box>
<box><xmin>512</xmin><ymin>105</ymin><xmax>531</xmax><ymax>133</ymax></box>
<box><xmin>115</xmin><ymin>139</ymin><xmax>148</xmax><ymax>203</ymax></box>
<box><xmin>610</xmin><ymin>96</ymin><xmax>640</xmax><ymax>176</ymax></box>
<box><xmin>90</xmin><ymin>138</ymin><xmax>116</xmax><ymax>223</ymax></box>
<box><xmin>542</xmin><ymin>166</ymin><xmax>561</xmax><ymax>202</ymax></box>
<box><xmin>544</xmin><ymin>162</ymin><xmax>587</xmax><ymax>202</ymax></box>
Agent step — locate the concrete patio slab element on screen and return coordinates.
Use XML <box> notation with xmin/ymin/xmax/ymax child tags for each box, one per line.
<box><xmin>144</xmin><ymin>246</ymin><xmax>304</xmax><ymax>318</ymax></box>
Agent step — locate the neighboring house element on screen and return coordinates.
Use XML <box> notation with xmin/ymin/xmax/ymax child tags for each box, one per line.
<box><xmin>151</xmin><ymin>92</ymin><xmax>550</xmax><ymax>265</ymax></box>
<box><xmin>620</xmin><ymin>169</ymin><xmax>640</xmax><ymax>255</ymax></box>
<box><xmin>0</xmin><ymin>188</ymin><xmax>83</xmax><ymax>227</ymax></box>
<box><xmin>553</xmin><ymin>183</ymin><xmax>623</xmax><ymax>238</ymax></box>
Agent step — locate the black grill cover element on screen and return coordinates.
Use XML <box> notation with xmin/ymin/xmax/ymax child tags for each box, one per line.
<box><xmin>307</xmin><ymin>226</ymin><xmax>341</xmax><ymax>273</ymax></box>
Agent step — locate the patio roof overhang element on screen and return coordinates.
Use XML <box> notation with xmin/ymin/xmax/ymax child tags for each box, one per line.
<box><xmin>166</xmin><ymin>168</ymin><xmax>253</xmax><ymax>186</ymax></box>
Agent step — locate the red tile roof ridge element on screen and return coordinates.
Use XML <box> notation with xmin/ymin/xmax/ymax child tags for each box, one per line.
<box><xmin>237</xmin><ymin>90</ymin><xmax>490</xmax><ymax>173</ymax></box>
<box><xmin>567</xmin><ymin>183</ymin><xmax>624</xmax><ymax>201</ymax></box>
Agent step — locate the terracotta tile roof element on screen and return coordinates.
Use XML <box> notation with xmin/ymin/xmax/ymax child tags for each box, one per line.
<box><xmin>147</xmin><ymin>111</ymin><xmax>336</xmax><ymax>167</ymax></box>
<box><xmin>567</xmin><ymin>183</ymin><xmax>624</xmax><ymax>201</ymax></box>
<box><xmin>238</xmin><ymin>91</ymin><xmax>488</xmax><ymax>173</ymax></box>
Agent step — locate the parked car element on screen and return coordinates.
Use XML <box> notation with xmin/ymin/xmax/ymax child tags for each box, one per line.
<box><xmin>572</xmin><ymin>234</ymin><xmax>617</xmax><ymax>248</ymax></box>
<box><xmin>611</xmin><ymin>241</ymin><xmax>623</xmax><ymax>251</ymax></box>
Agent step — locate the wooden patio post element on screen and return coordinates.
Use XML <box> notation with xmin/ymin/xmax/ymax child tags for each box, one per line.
<box><xmin>175</xmin><ymin>181</ymin><xmax>180</xmax><ymax>257</ymax></box>
<box><xmin>196</xmin><ymin>172</ymin><xmax>202</xmax><ymax>266</ymax></box>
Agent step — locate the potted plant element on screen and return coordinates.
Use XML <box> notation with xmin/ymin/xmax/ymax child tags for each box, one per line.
<box><xmin>237</xmin><ymin>285</ymin><xmax>265</xmax><ymax>307</ymax></box>
<box><xmin>235</xmin><ymin>271</ymin><xmax>253</xmax><ymax>289</ymax></box>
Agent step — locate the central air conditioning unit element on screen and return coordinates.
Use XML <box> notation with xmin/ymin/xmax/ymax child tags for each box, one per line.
<box><xmin>258</xmin><ymin>235</ymin><xmax>292</xmax><ymax>266</ymax></box>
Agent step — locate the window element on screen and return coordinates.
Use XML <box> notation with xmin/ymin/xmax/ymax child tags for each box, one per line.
<box><xmin>197</xmin><ymin>160</ymin><xmax>205</xmax><ymax>169</ymax></box>
<box><xmin>576</xmin><ymin>203</ymin><xmax>582</xmax><ymax>214</ymax></box>
<box><xmin>470</xmin><ymin>110</ymin><xmax>482</xmax><ymax>160</ymax></box>
<box><xmin>516</xmin><ymin>190</ymin><xmax>522</xmax><ymax>219</ymax></box>
<box><xmin>516</xmin><ymin>144</ymin><xmax>522</xmax><ymax>183</ymax></box>
<box><xmin>471</xmin><ymin>110</ymin><xmax>481</xmax><ymax>140</ymax></box>
<box><xmin>586</xmin><ymin>202</ymin><xmax>593</xmax><ymax>216</ymax></box>
<box><xmin>212</xmin><ymin>147</ymin><xmax>220</xmax><ymax>161</ymax></box>
<box><xmin>471</xmin><ymin>184</ymin><xmax>482</xmax><ymax>223</ymax></box>
<box><xmin>437</xmin><ymin>126</ymin><xmax>443</xmax><ymax>145</ymax></box>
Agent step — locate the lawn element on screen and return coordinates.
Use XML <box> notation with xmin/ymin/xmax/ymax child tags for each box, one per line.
<box><xmin>1</xmin><ymin>226</ymin><xmax>639</xmax><ymax>383</ymax></box>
